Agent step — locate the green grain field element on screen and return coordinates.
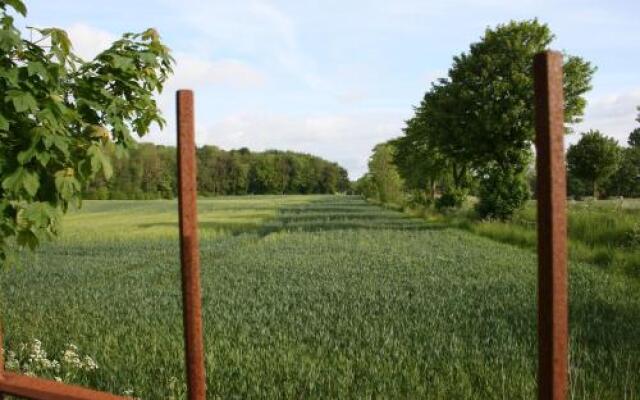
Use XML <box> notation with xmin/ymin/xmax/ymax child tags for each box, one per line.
<box><xmin>1</xmin><ymin>196</ymin><xmax>639</xmax><ymax>399</ymax></box>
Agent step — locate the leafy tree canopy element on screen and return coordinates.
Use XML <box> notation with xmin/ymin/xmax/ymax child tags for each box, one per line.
<box><xmin>0</xmin><ymin>0</ymin><xmax>174</xmax><ymax>262</ymax></box>
<box><xmin>445</xmin><ymin>20</ymin><xmax>594</xmax><ymax>169</ymax></box>
<box><xmin>391</xmin><ymin>115</ymin><xmax>450</xmax><ymax>204</ymax></box>
<box><xmin>389</xmin><ymin>19</ymin><xmax>595</xmax><ymax>219</ymax></box>
<box><xmin>605</xmin><ymin>146</ymin><xmax>640</xmax><ymax>198</ymax></box>
<box><xmin>366</xmin><ymin>143</ymin><xmax>404</xmax><ymax>204</ymax></box>
<box><xmin>566</xmin><ymin>130</ymin><xmax>622</xmax><ymax>198</ymax></box>
<box><xmin>629</xmin><ymin>127</ymin><xmax>640</xmax><ymax>148</ymax></box>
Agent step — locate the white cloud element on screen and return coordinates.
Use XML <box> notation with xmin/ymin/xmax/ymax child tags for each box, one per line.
<box><xmin>168</xmin><ymin>53</ymin><xmax>266</xmax><ymax>90</ymax></box>
<box><xmin>170</xmin><ymin>0</ymin><xmax>330</xmax><ymax>92</ymax></box>
<box><xmin>248</xmin><ymin>1</ymin><xmax>296</xmax><ymax>50</ymax></box>
<box><xmin>65</xmin><ymin>23</ymin><xmax>116</xmax><ymax>60</ymax></box>
<box><xmin>195</xmin><ymin>111</ymin><xmax>409</xmax><ymax>179</ymax></box>
<box><xmin>65</xmin><ymin>21</ymin><xmax>266</xmax><ymax>91</ymax></box>
<box><xmin>66</xmin><ymin>23</ymin><xmax>266</xmax><ymax>90</ymax></box>
<box><xmin>336</xmin><ymin>89</ymin><xmax>369</xmax><ymax>104</ymax></box>
<box><xmin>170</xmin><ymin>0</ymin><xmax>294</xmax><ymax>54</ymax></box>
<box><xmin>148</xmin><ymin>53</ymin><xmax>269</xmax><ymax>150</ymax></box>
<box><xmin>570</xmin><ymin>89</ymin><xmax>640</xmax><ymax>146</ymax></box>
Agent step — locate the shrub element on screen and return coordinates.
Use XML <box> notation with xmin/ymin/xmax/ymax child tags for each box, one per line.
<box><xmin>476</xmin><ymin>169</ymin><xmax>530</xmax><ymax>219</ymax></box>
<box><xmin>435</xmin><ymin>189</ymin><xmax>466</xmax><ymax>210</ymax></box>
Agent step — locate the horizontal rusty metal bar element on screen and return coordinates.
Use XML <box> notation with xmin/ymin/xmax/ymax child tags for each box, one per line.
<box><xmin>0</xmin><ymin>373</ymin><xmax>130</xmax><ymax>400</ymax></box>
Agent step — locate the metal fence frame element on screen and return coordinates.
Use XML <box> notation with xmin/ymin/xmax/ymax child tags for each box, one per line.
<box><xmin>0</xmin><ymin>52</ymin><xmax>568</xmax><ymax>400</ymax></box>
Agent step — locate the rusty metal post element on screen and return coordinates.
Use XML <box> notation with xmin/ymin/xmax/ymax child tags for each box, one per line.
<box><xmin>176</xmin><ymin>90</ymin><xmax>206</xmax><ymax>400</ymax></box>
<box><xmin>0</xmin><ymin>323</ymin><xmax>4</xmax><ymax>400</ymax></box>
<box><xmin>533</xmin><ymin>51</ymin><xmax>568</xmax><ymax>400</ymax></box>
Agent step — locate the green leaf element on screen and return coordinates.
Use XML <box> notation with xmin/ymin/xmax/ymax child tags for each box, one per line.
<box><xmin>4</xmin><ymin>0</ymin><xmax>27</xmax><ymax>16</ymax></box>
<box><xmin>0</xmin><ymin>28</ymin><xmax>21</xmax><ymax>51</ymax></box>
<box><xmin>35</xmin><ymin>151</ymin><xmax>51</xmax><ymax>167</ymax></box>
<box><xmin>16</xmin><ymin>229</ymin><xmax>38</xmax><ymax>250</ymax></box>
<box><xmin>139</xmin><ymin>51</ymin><xmax>157</xmax><ymax>64</ymax></box>
<box><xmin>1</xmin><ymin>167</ymin><xmax>39</xmax><ymax>196</ymax></box>
<box><xmin>38</xmin><ymin>28</ymin><xmax>71</xmax><ymax>60</ymax></box>
<box><xmin>36</xmin><ymin>108</ymin><xmax>59</xmax><ymax>128</ymax></box>
<box><xmin>5</xmin><ymin>90</ymin><xmax>37</xmax><ymax>113</ymax></box>
<box><xmin>110</xmin><ymin>54</ymin><xmax>134</xmax><ymax>71</ymax></box>
<box><xmin>141</xmin><ymin>28</ymin><xmax>160</xmax><ymax>42</ymax></box>
<box><xmin>48</xmin><ymin>28</ymin><xmax>71</xmax><ymax>55</ymax></box>
<box><xmin>22</xmin><ymin>202</ymin><xmax>55</xmax><ymax>227</ymax></box>
<box><xmin>50</xmin><ymin>135</ymin><xmax>69</xmax><ymax>157</ymax></box>
<box><xmin>0</xmin><ymin>67</ymin><xmax>19</xmax><ymax>87</ymax></box>
<box><xmin>54</xmin><ymin>169</ymin><xmax>81</xmax><ymax>201</ymax></box>
<box><xmin>0</xmin><ymin>113</ymin><xmax>8</xmax><ymax>130</ymax></box>
<box><xmin>84</xmin><ymin>124</ymin><xmax>110</xmax><ymax>141</ymax></box>
<box><xmin>22</xmin><ymin>170</ymin><xmax>39</xmax><ymax>197</ymax></box>
<box><xmin>87</xmin><ymin>144</ymin><xmax>113</xmax><ymax>179</ymax></box>
<box><xmin>27</xmin><ymin>61</ymin><xmax>49</xmax><ymax>80</ymax></box>
<box><xmin>17</xmin><ymin>145</ymin><xmax>36</xmax><ymax>164</ymax></box>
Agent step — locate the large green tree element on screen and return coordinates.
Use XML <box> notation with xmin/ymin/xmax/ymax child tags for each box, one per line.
<box><xmin>390</xmin><ymin>20</ymin><xmax>594</xmax><ymax>219</ymax></box>
<box><xmin>366</xmin><ymin>143</ymin><xmax>404</xmax><ymax>204</ymax></box>
<box><xmin>567</xmin><ymin>130</ymin><xmax>622</xmax><ymax>198</ymax></box>
<box><xmin>0</xmin><ymin>0</ymin><xmax>173</xmax><ymax>262</ymax></box>
<box><xmin>606</xmin><ymin>147</ymin><xmax>640</xmax><ymax>198</ymax></box>
<box><xmin>606</xmin><ymin>126</ymin><xmax>640</xmax><ymax>197</ymax></box>
<box><xmin>392</xmin><ymin>112</ymin><xmax>451</xmax><ymax>205</ymax></box>
<box><xmin>407</xmin><ymin>82</ymin><xmax>477</xmax><ymax>205</ymax></box>
<box><xmin>445</xmin><ymin>20</ymin><xmax>594</xmax><ymax>218</ymax></box>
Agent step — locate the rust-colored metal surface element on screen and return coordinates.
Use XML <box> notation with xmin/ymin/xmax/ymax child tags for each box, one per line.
<box><xmin>177</xmin><ymin>89</ymin><xmax>207</xmax><ymax>400</ymax></box>
<box><xmin>533</xmin><ymin>50</ymin><xmax>568</xmax><ymax>400</ymax></box>
<box><xmin>0</xmin><ymin>326</ymin><xmax>4</xmax><ymax>400</ymax></box>
<box><xmin>0</xmin><ymin>373</ymin><xmax>129</xmax><ymax>400</ymax></box>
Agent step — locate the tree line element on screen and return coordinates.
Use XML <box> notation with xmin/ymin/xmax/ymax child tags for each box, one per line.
<box><xmin>567</xmin><ymin>115</ymin><xmax>640</xmax><ymax>199</ymax></box>
<box><xmin>357</xmin><ymin>20</ymin><xmax>608</xmax><ymax>219</ymax></box>
<box><xmin>84</xmin><ymin>144</ymin><xmax>351</xmax><ymax>199</ymax></box>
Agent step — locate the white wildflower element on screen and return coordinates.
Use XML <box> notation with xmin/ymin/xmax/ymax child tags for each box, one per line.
<box><xmin>4</xmin><ymin>339</ymin><xmax>102</xmax><ymax>387</ymax></box>
<box><xmin>82</xmin><ymin>355</ymin><xmax>98</xmax><ymax>371</ymax></box>
<box><xmin>27</xmin><ymin>339</ymin><xmax>55</xmax><ymax>371</ymax></box>
<box><xmin>62</xmin><ymin>344</ymin><xmax>83</xmax><ymax>369</ymax></box>
<box><xmin>5</xmin><ymin>350</ymin><xmax>19</xmax><ymax>371</ymax></box>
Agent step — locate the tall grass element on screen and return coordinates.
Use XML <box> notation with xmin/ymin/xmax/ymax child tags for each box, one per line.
<box><xmin>460</xmin><ymin>199</ymin><xmax>640</xmax><ymax>276</ymax></box>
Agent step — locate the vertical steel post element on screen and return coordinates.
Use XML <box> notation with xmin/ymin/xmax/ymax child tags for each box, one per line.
<box><xmin>177</xmin><ymin>90</ymin><xmax>206</xmax><ymax>400</ymax></box>
<box><xmin>533</xmin><ymin>51</ymin><xmax>568</xmax><ymax>400</ymax></box>
<box><xmin>0</xmin><ymin>324</ymin><xmax>5</xmax><ymax>400</ymax></box>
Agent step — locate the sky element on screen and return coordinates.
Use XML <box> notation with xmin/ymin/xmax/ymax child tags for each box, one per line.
<box><xmin>18</xmin><ymin>0</ymin><xmax>640</xmax><ymax>179</ymax></box>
